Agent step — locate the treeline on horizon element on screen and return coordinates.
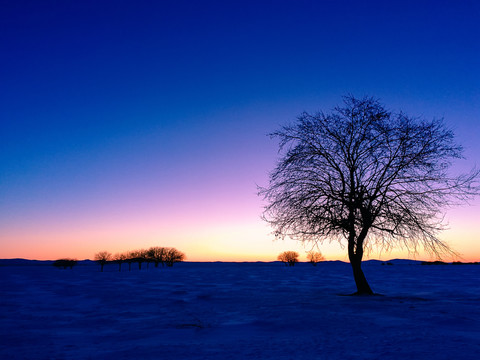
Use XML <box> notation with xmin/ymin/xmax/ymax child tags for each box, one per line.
<box><xmin>45</xmin><ymin>254</ymin><xmax>479</xmax><ymax>271</ymax></box>
<box><xmin>53</xmin><ymin>246</ymin><xmax>186</xmax><ymax>271</ymax></box>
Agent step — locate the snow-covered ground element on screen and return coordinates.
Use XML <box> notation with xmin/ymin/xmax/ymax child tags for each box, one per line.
<box><xmin>1</xmin><ymin>260</ymin><xmax>479</xmax><ymax>359</ymax></box>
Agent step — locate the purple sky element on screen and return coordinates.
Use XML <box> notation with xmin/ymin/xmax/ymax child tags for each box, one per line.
<box><xmin>1</xmin><ymin>0</ymin><xmax>479</xmax><ymax>261</ymax></box>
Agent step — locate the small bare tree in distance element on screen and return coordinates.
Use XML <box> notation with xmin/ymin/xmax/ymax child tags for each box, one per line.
<box><xmin>260</xmin><ymin>95</ymin><xmax>479</xmax><ymax>294</ymax></box>
<box><xmin>125</xmin><ymin>251</ymin><xmax>138</xmax><ymax>271</ymax></box>
<box><xmin>148</xmin><ymin>246</ymin><xmax>166</xmax><ymax>267</ymax></box>
<box><xmin>94</xmin><ymin>251</ymin><xmax>112</xmax><ymax>272</ymax></box>
<box><xmin>307</xmin><ymin>251</ymin><xmax>325</xmax><ymax>266</ymax></box>
<box><xmin>130</xmin><ymin>249</ymin><xmax>147</xmax><ymax>270</ymax></box>
<box><xmin>113</xmin><ymin>253</ymin><xmax>127</xmax><ymax>272</ymax></box>
<box><xmin>278</xmin><ymin>251</ymin><xmax>299</xmax><ymax>266</ymax></box>
<box><xmin>164</xmin><ymin>247</ymin><xmax>186</xmax><ymax>267</ymax></box>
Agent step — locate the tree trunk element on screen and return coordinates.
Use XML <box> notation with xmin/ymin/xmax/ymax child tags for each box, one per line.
<box><xmin>349</xmin><ymin>256</ymin><xmax>373</xmax><ymax>295</ymax></box>
<box><xmin>348</xmin><ymin>230</ymin><xmax>374</xmax><ymax>295</ymax></box>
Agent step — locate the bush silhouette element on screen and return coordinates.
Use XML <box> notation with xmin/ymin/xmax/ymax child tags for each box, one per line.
<box><xmin>278</xmin><ymin>251</ymin><xmax>299</xmax><ymax>266</ymax></box>
<box><xmin>53</xmin><ymin>259</ymin><xmax>77</xmax><ymax>269</ymax></box>
<box><xmin>307</xmin><ymin>251</ymin><xmax>325</xmax><ymax>266</ymax></box>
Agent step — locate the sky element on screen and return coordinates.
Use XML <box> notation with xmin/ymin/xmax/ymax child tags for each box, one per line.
<box><xmin>1</xmin><ymin>0</ymin><xmax>479</xmax><ymax>261</ymax></box>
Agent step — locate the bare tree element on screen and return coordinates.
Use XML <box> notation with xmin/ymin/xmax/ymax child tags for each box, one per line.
<box><xmin>148</xmin><ymin>246</ymin><xmax>166</xmax><ymax>267</ymax></box>
<box><xmin>260</xmin><ymin>96</ymin><xmax>479</xmax><ymax>294</ymax></box>
<box><xmin>307</xmin><ymin>251</ymin><xmax>325</xmax><ymax>266</ymax></box>
<box><xmin>130</xmin><ymin>249</ymin><xmax>147</xmax><ymax>270</ymax></box>
<box><xmin>94</xmin><ymin>251</ymin><xmax>112</xmax><ymax>272</ymax></box>
<box><xmin>124</xmin><ymin>251</ymin><xmax>135</xmax><ymax>271</ymax></box>
<box><xmin>164</xmin><ymin>248</ymin><xmax>186</xmax><ymax>267</ymax></box>
<box><xmin>113</xmin><ymin>253</ymin><xmax>127</xmax><ymax>272</ymax></box>
<box><xmin>277</xmin><ymin>251</ymin><xmax>299</xmax><ymax>266</ymax></box>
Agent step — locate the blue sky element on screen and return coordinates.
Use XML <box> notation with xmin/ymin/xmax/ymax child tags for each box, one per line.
<box><xmin>1</xmin><ymin>0</ymin><xmax>479</xmax><ymax>260</ymax></box>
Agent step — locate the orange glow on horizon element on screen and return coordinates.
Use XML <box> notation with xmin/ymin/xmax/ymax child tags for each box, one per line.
<box><xmin>2</xmin><ymin>230</ymin><xmax>479</xmax><ymax>263</ymax></box>
<box><xmin>1</xmin><ymin>203</ymin><xmax>479</xmax><ymax>262</ymax></box>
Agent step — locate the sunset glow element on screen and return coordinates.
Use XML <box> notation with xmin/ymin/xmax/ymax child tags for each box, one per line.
<box><xmin>1</xmin><ymin>1</ymin><xmax>479</xmax><ymax>262</ymax></box>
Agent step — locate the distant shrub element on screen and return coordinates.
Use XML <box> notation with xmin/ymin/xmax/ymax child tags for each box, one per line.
<box><xmin>421</xmin><ymin>261</ymin><xmax>447</xmax><ymax>265</ymax></box>
<box><xmin>307</xmin><ymin>251</ymin><xmax>325</xmax><ymax>266</ymax></box>
<box><xmin>452</xmin><ymin>261</ymin><xmax>480</xmax><ymax>265</ymax></box>
<box><xmin>53</xmin><ymin>259</ymin><xmax>77</xmax><ymax>269</ymax></box>
<box><xmin>278</xmin><ymin>251</ymin><xmax>299</xmax><ymax>266</ymax></box>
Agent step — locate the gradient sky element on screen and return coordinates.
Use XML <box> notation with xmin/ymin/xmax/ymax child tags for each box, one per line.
<box><xmin>1</xmin><ymin>0</ymin><xmax>479</xmax><ymax>261</ymax></box>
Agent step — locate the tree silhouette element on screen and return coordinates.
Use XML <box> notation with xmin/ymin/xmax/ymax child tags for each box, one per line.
<box><xmin>260</xmin><ymin>96</ymin><xmax>479</xmax><ymax>294</ymax></box>
<box><xmin>113</xmin><ymin>253</ymin><xmax>127</xmax><ymax>272</ymax></box>
<box><xmin>94</xmin><ymin>251</ymin><xmax>112</xmax><ymax>272</ymax></box>
<box><xmin>277</xmin><ymin>251</ymin><xmax>299</xmax><ymax>266</ymax></box>
<box><xmin>130</xmin><ymin>249</ymin><xmax>147</xmax><ymax>270</ymax></box>
<box><xmin>164</xmin><ymin>247</ymin><xmax>186</xmax><ymax>267</ymax></box>
<box><xmin>125</xmin><ymin>251</ymin><xmax>135</xmax><ymax>271</ymax></box>
<box><xmin>148</xmin><ymin>246</ymin><xmax>166</xmax><ymax>267</ymax></box>
<box><xmin>307</xmin><ymin>251</ymin><xmax>325</xmax><ymax>266</ymax></box>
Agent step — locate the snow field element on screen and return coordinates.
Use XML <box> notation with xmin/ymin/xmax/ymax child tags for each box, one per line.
<box><xmin>0</xmin><ymin>261</ymin><xmax>479</xmax><ymax>359</ymax></box>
